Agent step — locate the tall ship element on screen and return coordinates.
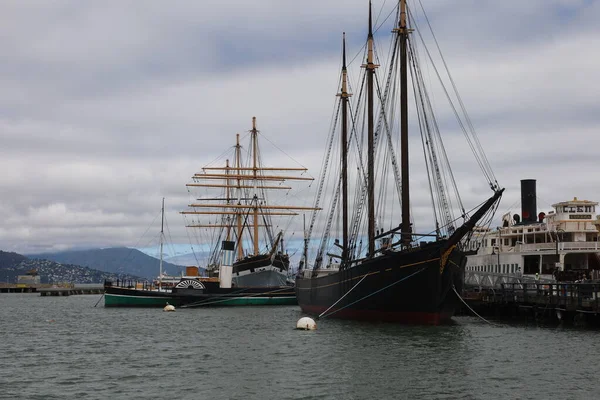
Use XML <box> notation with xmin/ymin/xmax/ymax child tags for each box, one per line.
<box><xmin>104</xmin><ymin>118</ymin><xmax>314</xmax><ymax>307</ymax></box>
<box><xmin>295</xmin><ymin>1</ymin><xmax>504</xmax><ymax>324</ymax></box>
<box><xmin>465</xmin><ymin>179</ymin><xmax>600</xmax><ymax>284</ymax></box>
<box><xmin>181</xmin><ymin>117</ymin><xmax>318</xmax><ymax>287</ymax></box>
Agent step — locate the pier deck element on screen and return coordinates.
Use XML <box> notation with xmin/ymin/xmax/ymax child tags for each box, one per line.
<box><xmin>0</xmin><ymin>284</ymin><xmax>104</xmax><ymax>296</ymax></box>
<box><xmin>461</xmin><ymin>282</ymin><xmax>600</xmax><ymax>327</ymax></box>
<box><xmin>38</xmin><ymin>286</ymin><xmax>104</xmax><ymax>296</ymax></box>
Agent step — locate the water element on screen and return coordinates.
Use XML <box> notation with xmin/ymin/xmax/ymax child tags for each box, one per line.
<box><xmin>1</xmin><ymin>294</ymin><xmax>598</xmax><ymax>400</ymax></box>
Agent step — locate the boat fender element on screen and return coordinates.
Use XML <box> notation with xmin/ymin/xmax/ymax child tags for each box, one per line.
<box><xmin>163</xmin><ymin>302</ymin><xmax>176</xmax><ymax>312</ymax></box>
<box><xmin>296</xmin><ymin>317</ymin><xmax>317</xmax><ymax>330</ymax></box>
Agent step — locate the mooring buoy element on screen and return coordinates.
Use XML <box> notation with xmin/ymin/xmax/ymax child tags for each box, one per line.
<box><xmin>296</xmin><ymin>317</ymin><xmax>317</xmax><ymax>330</ymax></box>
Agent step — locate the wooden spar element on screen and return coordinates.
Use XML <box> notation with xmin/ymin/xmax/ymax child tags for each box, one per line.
<box><xmin>159</xmin><ymin>197</ymin><xmax>164</xmax><ymax>291</ymax></box>
<box><xmin>302</xmin><ymin>214</ymin><xmax>308</xmax><ymax>270</ymax></box>
<box><xmin>187</xmin><ymin>204</ymin><xmax>319</xmax><ymax>210</ymax></box>
<box><xmin>186</xmin><ymin>224</ymin><xmax>271</xmax><ymax>228</ymax></box>
<box><xmin>182</xmin><ymin>211</ymin><xmax>300</xmax><ymax>216</ymax></box>
<box><xmin>399</xmin><ymin>0</ymin><xmax>412</xmax><ymax>245</ymax></box>
<box><xmin>235</xmin><ymin>133</ymin><xmax>243</xmax><ymax>259</ymax></box>
<box><xmin>202</xmin><ymin>167</ymin><xmax>308</xmax><ymax>171</ymax></box>
<box><xmin>338</xmin><ymin>32</ymin><xmax>351</xmax><ymax>265</ymax></box>
<box><xmin>184</xmin><ymin>116</ymin><xmax>315</xmax><ymax>263</ymax></box>
<box><xmin>193</xmin><ymin>197</ymin><xmax>260</xmax><ymax>201</ymax></box>
<box><xmin>192</xmin><ymin>173</ymin><xmax>313</xmax><ymax>181</ymax></box>
<box><xmin>225</xmin><ymin>159</ymin><xmax>231</xmax><ymax>241</ymax></box>
<box><xmin>186</xmin><ymin>183</ymin><xmax>292</xmax><ymax>190</ymax></box>
<box><xmin>252</xmin><ymin>117</ymin><xmax>259</xmax><ymax>255</ymax></box>
<box><xmin>362</xmin><ymin>2</ymin><xmax>378</xmax><ymax>258</ymax></box>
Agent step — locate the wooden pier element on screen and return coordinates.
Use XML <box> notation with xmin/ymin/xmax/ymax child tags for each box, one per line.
<box><xmin>461</xmin><ymin>282</ymin><xmax>600</xmax><ymax>328</ymax></box>
<box><xmin>38</xmin><ymin>286</ymin><xmax>104</xmax><ymax>296</ymax></box>
<box><xmin>0</xmin><ymin>284</ymin><xmax>104</xmax><ymax>296</ymax></box>
<box><xmin>0</xmin><ymin>285</ymin><xmax>38</xmax><ymax>293</ymax></box>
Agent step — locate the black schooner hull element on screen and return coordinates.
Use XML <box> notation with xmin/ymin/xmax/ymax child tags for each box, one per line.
<box><xmin>295</xmin><ymin>241</ymin><xmax>465</xmax><ymax>324</ymax></box>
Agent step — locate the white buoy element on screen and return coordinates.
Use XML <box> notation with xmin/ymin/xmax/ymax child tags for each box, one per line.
<box><xmin>296</xmin><ymin>317</ymin><xmax>317</xmax><ymax>330</ymax></box>
<box><xmin>163</xmin><ymin>302</ymin><xmax>176</xmax><ymax>312</ymax></box>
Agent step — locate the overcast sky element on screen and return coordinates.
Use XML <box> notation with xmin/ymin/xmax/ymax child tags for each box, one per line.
<box><xmin>1</xmin><ymin>0</ymin><xmax>599</xmax><ymax>259</ymax></box>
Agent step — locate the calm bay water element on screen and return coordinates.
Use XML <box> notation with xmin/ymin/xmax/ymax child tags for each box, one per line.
<box><xmin>1</xmin><ymin>294</ymin><xmax>599</xmax><ymax>399</ymax></box>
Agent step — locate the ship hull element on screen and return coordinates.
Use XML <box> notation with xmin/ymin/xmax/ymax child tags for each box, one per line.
<box><xmin>232</xmin><ymin>267</ymin><xmax>289</xmax><ymax>287</ymax></box>
<box><xmin>103</xmin><ymin>281</ymin><xmax>296</xmax><ymax>308</ymax></box>
<box><xmin>104</xmin><ymin>291</ymin><xmax>177</xmax><ymax>307</ymax></box>
<box><xmin>295</xmin><ymin>241</ymin><xmax>465</xmax><ymax>324</ymax></box>
<box><xmin>232</xmin><ymin>253</ymin><xmax>290</xmax><ymax>287</ymax></box>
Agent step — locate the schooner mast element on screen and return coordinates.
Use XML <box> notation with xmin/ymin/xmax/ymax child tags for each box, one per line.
<box><xmin>339</xmin><ymin>33</ymin><xmax>351</xmax><ymax>265</ymax></box>
<box><xmin>397</xmin><ymin>0</ymin><xmax>412</xmax><ymax>246</ymax></box>
<box><xmin>363</xmin><ymin>3</ymin><xmax>378</xmax><ymax>258</ymax></box>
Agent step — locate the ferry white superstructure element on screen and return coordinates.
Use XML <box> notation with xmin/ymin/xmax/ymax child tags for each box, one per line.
<box><xmin>465</xmin><ymin>180</ymin><xmax>600</xmax><ymax>282</ymax></box>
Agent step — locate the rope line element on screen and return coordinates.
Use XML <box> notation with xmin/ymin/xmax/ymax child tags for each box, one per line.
<box><xmin>318</xmin><ymin>274</ymin><xmax>368</xmax><ymax>318</ymax></box>
<box><xmin>319</xmin><ymin>267</ymin><xmax>427</xmax><ymax>319</ymax></box>
<box><xmin>180</xmin><ymin>286</ymin><xmax>293</xmax><ymax>308</ymax></box>
<box><xmin>452</xmin><ymin>285</ymin><xmax>503</xmax><ymax>327</ymax></box>
<box><xmin>93</xmin><ymin>293</ymin><xmax>105</xmax><ymax>307</ymax></box>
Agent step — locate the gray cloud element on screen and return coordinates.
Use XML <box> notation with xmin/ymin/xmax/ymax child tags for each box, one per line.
<box><xmin>1</xmin><ymin>1</ymin><xmax>599</xmax><ymax>256</ymax></box>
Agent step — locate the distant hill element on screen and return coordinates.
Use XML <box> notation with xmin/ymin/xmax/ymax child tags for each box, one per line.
<box><xmin>27</xmin><ymin>247</ymin><xmax>186</xmax><ymax>280</ymax></box>
<box><xmin>0</xmin><ymin>250</ymin><xmax>28</xmax><ymax>268</ymax></box>
<box><xmin>0</xmin><ymin>251</ymin><xmax>141</xmax><ymax>284</ymax></box>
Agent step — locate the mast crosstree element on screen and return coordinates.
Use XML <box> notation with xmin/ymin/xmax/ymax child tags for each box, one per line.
<box><xmin>182</xmin><ymin>117</ymin><xmax>320</xmax><ymax>276</ymax></box>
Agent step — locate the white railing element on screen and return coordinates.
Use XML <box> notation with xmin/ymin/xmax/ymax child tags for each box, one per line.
<box><xmin>516</xmin><ymin>242</ymin><xmax>600</xmax><ymax>252</ymax></box>
<box><xmin>464</xmin><ymin>271</ymin><xmax>553</xmax><ymax>289</ymax></box>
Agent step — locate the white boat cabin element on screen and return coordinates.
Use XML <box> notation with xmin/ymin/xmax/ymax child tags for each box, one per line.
<box><xmin>465</xmin><ymin>197</ymin><xmax>600</xmax><ymax>280</ymax></box>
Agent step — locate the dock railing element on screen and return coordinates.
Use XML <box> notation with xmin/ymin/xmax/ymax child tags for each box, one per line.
<box><xmin>497</xmin><ymin>282</ymin><xmax>600</xmax><ymax>312</ymax></box>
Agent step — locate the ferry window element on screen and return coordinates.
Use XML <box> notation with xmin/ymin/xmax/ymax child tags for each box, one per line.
<box><xmin>577</xmin><ymin>206</ymin><xmax>583</xmax><ymax>212</ymax></box>
<box><xmin>564</xmin><ymin>206</ymin><xmax>569</xmax><ymax>212</ymax></box>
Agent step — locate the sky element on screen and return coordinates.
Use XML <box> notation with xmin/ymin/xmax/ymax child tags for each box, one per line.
<box><xmin>1</xmin><ymin>0</ymin><xmax>600</xmax><ymax>262</ymax></box>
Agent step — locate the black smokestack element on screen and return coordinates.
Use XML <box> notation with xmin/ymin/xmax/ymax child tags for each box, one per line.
<box><xmin>521</xmin><ymin>179</ymin><xmax>537</xmax><ymax>223</ymax></box>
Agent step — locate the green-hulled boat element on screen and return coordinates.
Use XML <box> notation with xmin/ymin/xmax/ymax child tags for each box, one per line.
<box><xmin>103</xmin><ymin>276</ymin><xmax>296</xmax><ymax>308</ymax></box>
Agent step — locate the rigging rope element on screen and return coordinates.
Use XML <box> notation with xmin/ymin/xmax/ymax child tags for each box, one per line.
<box><xmin>318</xmin><ymin>274</ymin><xmax>369</xmax><ymax>318</ymax></box>
<box><xmin>410</xmin><ymin>7</ymin><xmax>497</xmax><ymax>188</ymax></box>
<box><xmin>452</xmin><ymin>285</ymin><xmax>504</xmax><ymax>327</ymax></box>
<box><xmin>179</xmin><ymin>286</ymin><xmax>293</xmax><ymax>308</ymax></box>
